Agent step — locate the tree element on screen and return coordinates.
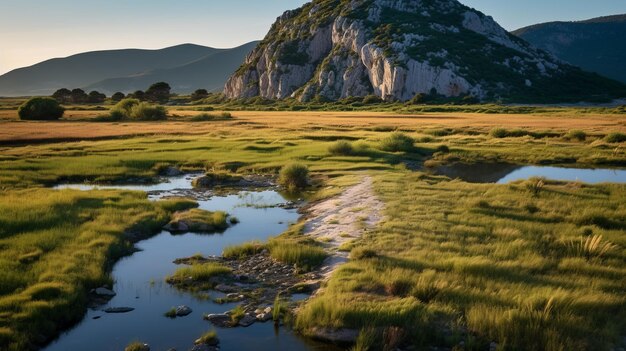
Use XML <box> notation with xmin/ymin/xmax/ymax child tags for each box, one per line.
<box><xmin>88</xmin><ymin>91</ymin><xmax>106</xmax><ymax>103</ymax></box>
<box><xmin>52</xmin><ymin>88</ymin><xmax>71</xmax><ymax>103</ymax></box>
<box><xmin>128</xmin><ymin>90</ymin><xmax>146</xmax><ymax>101</ymax></box>
<box><xmin>111</xmin><ymin>92</ymin><xmax>125</xmax><ymax>101</ymax></box>
<box><xmin>190</xmin><ymin>89</ymin><xmax>209</xmax><ymax>101</ymax></box>
<box><xmin>18</xmin><ymin>97</ymin><xmax>65</xmax><ymax>120</ymax></box>
<box><xmin>146</xmin><ymin>82</ymin><xmax>171</xmax><ymax>103</ymax></box>
<box><xmin>70</xmin><ymin>88</ymin><xmax>88</xmax><ymax>104</ymax></box>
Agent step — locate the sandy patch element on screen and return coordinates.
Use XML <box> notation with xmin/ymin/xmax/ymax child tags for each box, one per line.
<box><xmin>304</xmin><ymin>176</ymin><xmax>384</xmax><ymax>278</ymax></box>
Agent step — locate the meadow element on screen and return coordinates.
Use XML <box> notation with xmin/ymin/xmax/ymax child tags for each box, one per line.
<box><xmin>0</xmin><ymin>100</ymin><xmax>624</xmax><ymax>350</ymax></box>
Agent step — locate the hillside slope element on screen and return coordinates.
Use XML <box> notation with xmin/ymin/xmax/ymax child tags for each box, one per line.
<box><xmin>85</xmin><ymin>42</ymin><xmax>259</xmax><ymax>94</ymax></box>
<box><xmin>0</xmin><ymin>42</ymin><xmax>258</xmax><ymax>96</ymax></box>
<box><xmin>224</xmin><ymin>0</ymin><xmax>626</xmax><ymax>103</ymax></box>
<box><xmin>513</xmin><ymin>14</ymin><xmax>626</xmax><ymax>84</ymax></box>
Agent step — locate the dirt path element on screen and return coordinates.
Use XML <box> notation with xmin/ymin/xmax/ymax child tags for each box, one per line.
<box><xmin>304</xmin><ymin>176</ymin><xmax>384</xmax><ymax>278</ymax></box>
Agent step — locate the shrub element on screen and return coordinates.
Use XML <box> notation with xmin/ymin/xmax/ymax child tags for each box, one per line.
<box><xmin>191</xmin><ymin>89</ymin><xmax>209</xmax><ymax>101</ymax></box>
<box><xmin>490</xmin><ymin>127</ymin><xmax>508</xmax><ymax>138</ymax></box>
<box><xmin>18</xmin><ymin>97</ymin><xmax>65</xmax><ymax>120</ymax></box>
<box><xmin>363</xmin><ymin>95</ymin><xmax>383</xmax><ymax>104</ymax></box>
<box><xmin>109</xmin><ymin>98</ymin><xmax>140</xmax><ymax>119</ymax></box>
<box><xmin>379</xmin><ymin>132</ymin><xmax>415</xmax><ymax>152</ymax></box>
<box><xmin>195</xmin><ymin>329</ymin><xmax>219</xmax><ymax>345</ymax></box>
<box><xmin>328</xmin><ymin>141</ymin><xmax>354</xmax><ymax>156</ymax></box>
<box><xmin>605</xmin><ymin>132</ymin><xmax>626</xmax><ymax>143</ymax></box>
<box><xmin>124</xmin><ymin>341</ymin><xmax>150</xmax><ymax>351</ymax></box>
<box><xmin>565</xmin><ymin>130</ymin><xmax>587</xmax><ymax>141</ymax></box>
<box><xmin>278</xmin><ymin>163</ymin><xmax>309</xmax><ymax>192</ymax></box>
<box><xmin>129</xmin><ymin>102</ymin><xmax>168</xmax><ymax>121</ymax></box>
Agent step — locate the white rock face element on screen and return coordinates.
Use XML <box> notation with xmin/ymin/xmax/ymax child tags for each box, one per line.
<box><xmin>223</xmin><ymin>0</ymin><xmax>566</xmax><ymax>102</ymax></box>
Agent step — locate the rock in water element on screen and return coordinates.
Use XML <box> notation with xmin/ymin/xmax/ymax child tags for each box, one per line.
<box><xmin>224</xmin><ymin>0</ymin><xmax>626</xmax><ymax>103</ymax></box>
<box><xmin>176</xmin><ymin>305</ymin><xmax>192</xmax><ymax>317</ymax></box>
<box><xmin>103</xmin><ymin>307</ymin><xmax>134</xmax><ymax>313</ymax></box>
<box><xmin>94</xmin><ymin>287</ymin><xmax>116</xmax><ymax>297</ymax></box>
<box><xmin>238</xmin><ymin>314</ymin><xmax>256</xmax><ymax>327</ymax></box>
<box><xmin>204</xmin><ymin>313</ymin><xmax>232</xmax><ymax>328</ymax></box>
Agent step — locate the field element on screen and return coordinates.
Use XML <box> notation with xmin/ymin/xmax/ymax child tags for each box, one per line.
<box><xmin>0</xmin><ymin>103</ymin><xmax>624</xmax><ymax>350</ymax></box>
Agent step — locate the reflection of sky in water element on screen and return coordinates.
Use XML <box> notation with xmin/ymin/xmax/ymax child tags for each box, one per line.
<box><xmin>434</xmin><ymin>163</ymin><xmax>626</xmax><ymax>184</ymax></box>
<box><xmin>44</xmin><ymin>182</ymin><xmax>333</xmax><ymax>351</ymax></box>
<box><xmin>53</xmin><ymin>174</ymin><xmax>198</xmax><ymax>192</ymax></box>
<box><xmin>497</xmin><ymin>166</ymin><xmax>626</xmax><ymax>184</ymax></box>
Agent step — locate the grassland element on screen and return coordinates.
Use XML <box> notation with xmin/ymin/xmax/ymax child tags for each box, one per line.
<box><xmin>0</xmin><ymin>189</ymin><xmax>194</xmax><ymax>350</ymax></box>
<box><xmin>0</xmin><ymin>103</ymin><xmax>624</xmax><ymax>350</ymax></box>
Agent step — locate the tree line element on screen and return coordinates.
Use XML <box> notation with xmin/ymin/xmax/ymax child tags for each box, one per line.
<box><xmin>51</xmin><ymin>82</ymin><xmax>211</xmax><ymax>104</ymax></box>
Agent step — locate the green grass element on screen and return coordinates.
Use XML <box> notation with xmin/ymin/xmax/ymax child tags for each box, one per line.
<box><xmin>166</xmin><ymin>263</ymin><xmax>231</xmax><ymax>290</ymax></box>
<box><xmin>222</xmin><ymin>241</ymin><xmax>265</xmax><ymax>259</ymax></box>
<box><xmin>297</xmin><ymin>172</ymin><xmax>626</xmax><ymax>350</ymax></box>
<box><xmin>164</xmin><ymin>307</ymin><xmax>177</xmax><ymax>318</ymax></box>
<box><xmin>0</xmin><ymin>110</ymin><xmax>623</xmax><ymax>350</ymax></box>
<box><xmin>195</xmin><ymin>329</ymin><xmax>218</xmax><ymax>345</ymax></box>
<box><xmin>169</xmin><ymin>209</ymin><xmax>230</xmax><ymax>232</ymax></box>
<box><xmin>0</xmin><ymin>189</ymin><xmax>189</xmax><ymax>350</ymax></box>
<box><xmin>124</xmin><ymin>341</ymin><xmax>149</xmax><ymax>351</ymax></box>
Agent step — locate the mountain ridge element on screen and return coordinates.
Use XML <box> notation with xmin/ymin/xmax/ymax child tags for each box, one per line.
<box><xmin>513</xmin><ymin>14</ymin><xmax>626</xmax><ymax>84</ymax></box>
<box><xmin>0</xmin><ymin>42</ymin><xmax>258</xmax><ymax>96</ymax></box>
<box><xmin>224</xmin><ymin>0</ymin><xmax>626</xmax><ymax>103</ymax></box>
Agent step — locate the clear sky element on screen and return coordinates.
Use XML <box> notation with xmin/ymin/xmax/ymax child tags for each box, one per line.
<box><xmin>1</xmin><ymin>0</ymin><xmax>624</xmax><ymax>75</ymax></box>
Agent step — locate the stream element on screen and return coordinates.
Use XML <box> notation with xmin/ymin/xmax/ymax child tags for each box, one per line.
<box><xmin>47</xmin><ymin>175</ymin><xmax>332</xmax><ymax>351</ymax></box>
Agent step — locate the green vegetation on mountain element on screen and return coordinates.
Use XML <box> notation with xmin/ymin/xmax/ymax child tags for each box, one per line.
<box><xmin>514</xmin><ymin>14</ymin><xmax>626</xmax><ymax>84</ymax></box>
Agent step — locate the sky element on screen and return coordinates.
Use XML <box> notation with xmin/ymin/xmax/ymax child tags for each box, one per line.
<box><xmin>1</xmin><ymin>0</ymin><xmax>625</xmax><ymax>75</ymax></box>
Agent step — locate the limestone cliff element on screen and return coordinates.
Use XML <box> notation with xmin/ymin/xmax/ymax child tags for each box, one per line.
<box><xmin>224</xmin><ymin>0</ymin><xmax>626</xmax><ymax>102</ymax></box>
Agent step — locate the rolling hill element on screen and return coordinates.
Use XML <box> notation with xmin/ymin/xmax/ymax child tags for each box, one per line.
<box><xmin>513</xmin><ymin>14</ymin><xmax>626</xmax><ymax>84</ymax></box>
<box><xmin>0</xmin><ymin>42</ymin><xmax>258</xmax><ymax>96</ymax></box>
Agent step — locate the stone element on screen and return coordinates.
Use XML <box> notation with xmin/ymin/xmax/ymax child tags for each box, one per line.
<box><xmin>214</xmin><ymin>284</ymin><xmax>237</xmax><ymax>293</ymax></box>
<box><xmin>238</xmin><ymin>314</ymin><xmax>256</xmax><ymax>327</ymax></box>
<box><xmin>175</xmin><ymin>305</ymin><xmax>192</xmax><ymax>317</ymax></box>
<box><xmin>309</xmin><ymin>328</ymin><xmax>359</xmax><ymax>344</ymax></box>
<box><xmin>256</xmin><ymin>313</ymin><xmax>272</xmax><ymax>322</ymax></box>
<box><xmin>94</xmin><ymin>287</ymin><xmax>116</xmax><ymax>297</ymax></box>
<box><xmin>263</xmin><ymin>306</ymin><xmax>272</xmax><ymax>314</ymax></box>
<box><xmin>204</xmin><ymin>313</ymin><xmax>232</xmax><ymax>328</ymax></box>
<box><xmin>162</xmin><ymin>167</ymin><xmax>182</xmax><ymax>176</ymax></box>
<box><xmin>103</xmin><ymin>307</ymin><xmax>134</xmax><ymax>313</ymax></box>
<box><xmin>163</xmin><ymin>221</ymin><xmax>189</xmax><ymax>233</ymax></box>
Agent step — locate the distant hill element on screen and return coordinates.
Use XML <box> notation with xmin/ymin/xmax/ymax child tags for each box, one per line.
<box><xmin>85</xmin><ymin>41</ymin><xmax>259</xmax><ymax>95</ymax></box>
<box><xmin>513</xmin><ymin>14</ymin><xmax>626</xmax><ymax>84</ymax></box>
<box><xmin>0</xmin><ymin>42</ymin><xmax>259</xmax><ymax>96</ymax></box>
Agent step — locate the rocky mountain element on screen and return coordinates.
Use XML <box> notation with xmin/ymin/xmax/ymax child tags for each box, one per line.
<box><xmin>513</xmin><ymin>14</ymin><xmax>626</xmax><ymax>84</ymax></box>
<box><xmin>0</xmin><ymin>42</ymin><xmax>258</xmax><ymax>96</ymax></box>
<box><xmin>224</xmin><ymin>0</ymin><xmax>626</xmax><ymax>103</ymax></box>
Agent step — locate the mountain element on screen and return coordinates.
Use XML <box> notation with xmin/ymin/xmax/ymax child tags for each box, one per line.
<box><xmin>0</xmin><ymin>42</ymin><xmax>258</xmax><ymax>96</ymax></box>
<box><xmin>224</xmin><ymin>0</ymin><xmax>626</xmax><ymax>103</ymax></box>
<box><xmin>513</xmin><ymin>14</ymin><xmax>626</xmax><ymax>84</ymax></box>
<box><xmin>85</xmin><ymin>41</ymin><xmax>259</xmax><ymax>95</ymax></box>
